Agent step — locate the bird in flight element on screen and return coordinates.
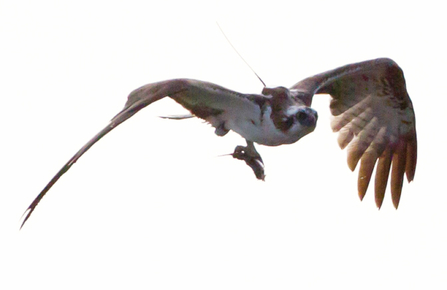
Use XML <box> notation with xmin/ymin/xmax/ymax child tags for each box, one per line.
<box><xmin>21</xmin><ymin>58</ymin><xmax>417</xmax><ymax>228</ymax></box>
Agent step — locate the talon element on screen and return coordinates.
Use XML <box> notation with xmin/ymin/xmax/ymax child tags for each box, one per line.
<box><xmin>230</xmin><ymin>142</ymin><xmax>265</xmax><ymax>181</ymax></box>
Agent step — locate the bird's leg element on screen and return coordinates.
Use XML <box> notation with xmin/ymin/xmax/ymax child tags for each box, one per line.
<box><xmin>231</xmin><ymin>140</ymin><xmax>265</xmax><ymax>180</ymax></box>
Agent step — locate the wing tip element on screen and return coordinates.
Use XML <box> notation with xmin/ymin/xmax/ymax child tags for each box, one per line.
<box><xmin>392</xmin><ymin>196</ymin><xmax>401</xmax><ymax>209</ymax></box>
<box><xmin>358</xmin><ymin>190</ymin><xmax>366</xmax><ymax>201</ymax></box>
<box><xmin>374</xmin><ymin>192</ymin><xmax>385</xmax><ymax>209</ymax></box>
<box><xmin>19</xmin><ymin>207</ymin><xmax>33</xmax><ymax>230</ymax></box>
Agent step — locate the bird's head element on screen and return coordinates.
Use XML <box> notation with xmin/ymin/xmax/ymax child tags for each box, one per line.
<box><xmin>262</xmin><ymin>86</ymin><xmax>318</xmax><ymax>143</ymax></box>
<box><xmin>280</xmin><ymin>105</ymin><xmax>318</xmax><ymax>142</ymax></box>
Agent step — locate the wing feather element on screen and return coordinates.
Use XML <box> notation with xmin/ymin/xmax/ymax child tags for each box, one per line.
<box><xmin>358</xmin><ymin>150</ymin><xmax>379</xmax><ymax>201</ymax></box>
<box><xmin>346</xmin><ymin>113</ymin><xmax>381</xmax><ymax>171</ymax></box>
<box><xmin>374</xmin><ymin>148</ymin><xmax>393</xmax><ymax>208</ymax></box>
<box><xmin>405</xmin><ymin>135</ymin><xmax>418</xmax><ymax>182</ymax></box>
<box><xmin>291</xmin><ymin>58</ymin><xmax>417</xmax><ymax>208</ymax></box>
<box><xmin>390</xmin><ymin>140</ymin><xmax>407</xmax><ymax>208</ymax></box>
<box><xmin>337</xmin><ymin>127</ymin><xmax>354</xmax><ymax>149</ymax></box>
<box><xmin>21</xmin><ymin>79</ymin><xmax>264</xmax><ymax>228</ymax></box>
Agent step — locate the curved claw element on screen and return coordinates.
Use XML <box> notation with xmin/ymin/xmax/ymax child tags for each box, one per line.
<box><xmin>231</xmin><ymin>143</ymin><xmax>265</xmax><ymax>181</ymax></box>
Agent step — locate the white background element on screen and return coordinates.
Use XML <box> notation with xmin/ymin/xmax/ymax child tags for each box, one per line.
<box><xmin>1</xmin><ymin>0</ymin><xmax>445</xmax><ymax>289</ymax></box>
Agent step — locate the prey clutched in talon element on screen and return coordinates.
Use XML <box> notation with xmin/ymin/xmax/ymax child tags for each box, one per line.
<box><xmin>230</xmin><ymin>141</ymin><xmax>265</xmax><ymax>181</ymax></box>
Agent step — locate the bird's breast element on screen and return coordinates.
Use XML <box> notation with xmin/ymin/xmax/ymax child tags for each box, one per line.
<box><xmin>225</xmin><ymin>106</ymin><xmax>302</xmax><ymax>146</ymax></box>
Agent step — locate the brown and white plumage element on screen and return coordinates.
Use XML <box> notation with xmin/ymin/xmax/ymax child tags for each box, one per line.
<box><xmin>21</xmin><ymin>58</ymin><xmax>417</xmax><ymax>228</ymax></box>
<box><xmin>291</xmin><ymin>58</ymin><xmax>416</xmax><ymax>208</ymax></box>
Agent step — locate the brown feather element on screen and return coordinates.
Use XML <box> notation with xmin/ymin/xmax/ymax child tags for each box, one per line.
<box><xmin>347</xmin><ymin>138</ymin><xmax>366</xmax><ymax>171</ymax></box>
<box><xmin>374</xmin><ymin>148</ymin><xmax>393</xmax><ymax>208</ymax></box>
<box><xmin>405</xmin><ymin>135</ymin><xmax>417</xmax><ymax>182</ymax></box>
<box><xmin>390</xmin><ymin>141</ymin><xmax>407</xmax><ymax>208</ymax></box>
<box><xmin>337</xmin><ymin>127</ymin><xmax>354</xmax><ymax>149</ymax></box>
<box><xmin>358</xmin><ymin>151</ymin><xmax>379</xmax><ymax>201</ymax></box>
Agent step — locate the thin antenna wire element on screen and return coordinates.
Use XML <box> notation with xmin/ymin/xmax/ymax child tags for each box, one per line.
<box><xmin>216</xmin><ymin>22</ymin><xmax>266</xmax><ymax>87</ymax></box>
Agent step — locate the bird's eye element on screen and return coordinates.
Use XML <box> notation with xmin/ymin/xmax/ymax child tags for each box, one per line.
<box><xmin>296</xmin><ymin>111</ymin><xmax>308</xmax><ymax>123</ymax></box>
<box><xmin>296</xmin><ymin>110</ymin><xmax>317</xmax><ymax>127</ymax></box>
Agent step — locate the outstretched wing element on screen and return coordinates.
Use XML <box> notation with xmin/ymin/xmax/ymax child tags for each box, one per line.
<box><xmin>21</xmin><ymin>79</ymin><xmax>265</xmax><ymax>228</ymax></box>
<box><xmin>291</xmin><ymin>58</ymin><xmax>417</xmax><ymax>208</ymax></box>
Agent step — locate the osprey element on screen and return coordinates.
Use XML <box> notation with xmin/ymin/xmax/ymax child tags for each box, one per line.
<box><xmin>21</xmin><ymin>58</ymin><xmax>417</xmax><ymax>228</ymax></box>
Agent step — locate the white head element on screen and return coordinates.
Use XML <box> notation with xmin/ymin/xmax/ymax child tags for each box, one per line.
<box><xmin>262</xmin><ymin>86</ymin><xmax>318</xmax><ymax>143</ymax></box>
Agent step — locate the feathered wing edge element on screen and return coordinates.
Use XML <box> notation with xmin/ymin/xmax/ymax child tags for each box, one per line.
<box><xmin>291</xmin><ymin>58</ymin><xmax>417</xmax><ymax>208</ymax></box>
<box><xmin>20</xmin><ymin>79</ymin><xmax>190</xmax><ymax>228</ymax></box>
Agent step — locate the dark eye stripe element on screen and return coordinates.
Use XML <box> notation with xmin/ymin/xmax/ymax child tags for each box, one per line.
<box><xmin>284</xmin><ymin>117</ymin><xmax>295</xmax><ymax>129</ymax></box>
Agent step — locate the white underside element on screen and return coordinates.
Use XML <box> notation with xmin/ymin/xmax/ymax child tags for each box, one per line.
<box><xmin>208</xmin><ymin>106</ymin><xmax>303</xmax><ymax>146</ymax></box>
